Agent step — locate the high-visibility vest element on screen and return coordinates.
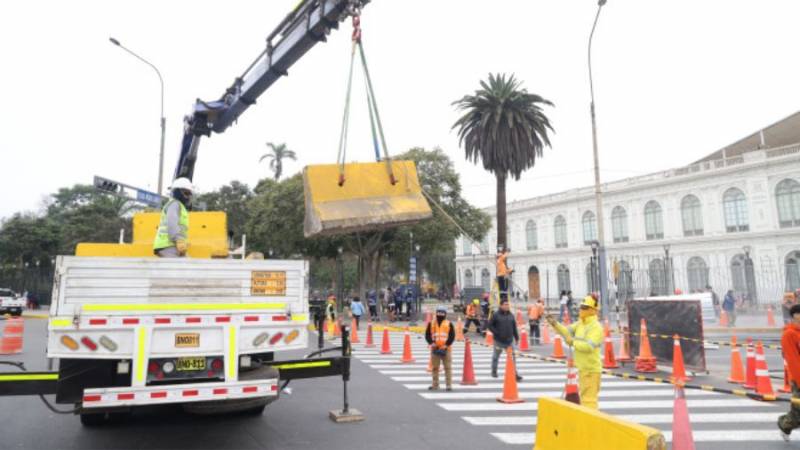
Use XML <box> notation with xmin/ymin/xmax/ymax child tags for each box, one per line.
<box><xmin>528</xmin><ymin>303</ymin><xmax>544</xmax><ymax>320</ymax></box>
<box><xmin>431</xmin><ymin>319</ymin><xmax>451</xmax><ymax>349</ymax></box>
<box><xmin>496</xmin><ymin>253</ymin><xmax>509</xmax><ymax>277</ymax></box>
<box><xmin>153</xmin><ymin>199</ymin><xmax>189</xmax><ymax>251</ymax></box>
<box><xmin>466</xmin><ymin>304</ymin><xmax>477</xmax><ymax>318</ymax></box>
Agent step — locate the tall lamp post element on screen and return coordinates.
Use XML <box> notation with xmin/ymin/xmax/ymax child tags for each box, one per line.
<box><xmin>415</xmin><ymin>243</ymin><xmax>421</xmax><ymax>316</ymax></box>
<box><xmin>742</xmin><ymin>245</ymin><xmax>757</xmax><ymax>305</ymax></box>
<box><xmin>590</xmin><ymin>240</ymin><xmax>600</xmax><ymax>293</ymax></box>
<box><xmin>663</xmin><ymin>244</ymin><xmax>673</xmax><ymax>295</ymax></box>
<box><xmin>336</xmin><ymin>246</ymin><xmax>344</xmax><ymax>313</ymax></box>
<box><xmin>588</xmin><ymin>0</ymin><xmax>609</xmax><ymax>318</ymax></box>
<box><xmin>109</xmin><ymin>37</ymin><xmax>167</xmax><ymax>196</ymax></box>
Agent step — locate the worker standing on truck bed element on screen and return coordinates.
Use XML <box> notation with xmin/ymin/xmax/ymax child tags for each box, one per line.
<box><xmin>153</xmin><ymin>177</ymin><xmax>194</xmax><ymax>257</ymax></box>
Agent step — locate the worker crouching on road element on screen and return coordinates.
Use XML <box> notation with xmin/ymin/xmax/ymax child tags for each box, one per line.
<box><xmin>546</xmin><ymin>295</ymin><xmax>603</xmax><ymax>409</ymax></box>
<box><xmin>425</xmin><ymin>305</ymin><xmax>455</xmax><ymax>391</ymax></box>
<box><xmin>779</xmin><ymin>304</ymin><xmax>800</xmax><ymax>441</ymax></box>
<box><xmin>153</xmin><ymin>177</ymin><xmax>194</xmax><ymax>257</ymax></box>
<box><xmin>489</xmin><ymin>299</ymin><xmax>523</xmax><ymax>382</ymax></box>
<box><xmin>463</xmin><ymin>299</ymin><xmax>483</xmax><ymax>336</ymax></box>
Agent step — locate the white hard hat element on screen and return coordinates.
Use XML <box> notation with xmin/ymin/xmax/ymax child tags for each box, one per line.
<box><xmin>170</xmin><ymin>177</ymin><xmax>195</xmax><ymax>193</ymax></box>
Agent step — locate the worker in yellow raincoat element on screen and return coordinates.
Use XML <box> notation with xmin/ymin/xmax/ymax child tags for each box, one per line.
<box><xmin>545</xmin><ymin>295</ymin><xmax>604</xmax><ymax>409</ymax></box>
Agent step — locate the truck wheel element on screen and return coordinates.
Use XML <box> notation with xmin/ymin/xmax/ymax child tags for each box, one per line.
<box><xmin>182</xmin><ymin>365</ymin><xmax>279</xmax><ymax>416</ymax></box>
<box><xmin>79</xmin><ymin>412</ymin><xmax>108</xmax><ymax>427</ymax></box>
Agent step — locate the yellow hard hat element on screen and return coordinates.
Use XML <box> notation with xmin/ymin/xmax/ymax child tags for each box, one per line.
<box><xmin>580</xmin><ymin>295</ymin><xmax>599</xmax><ymax>310</ymax></box>
<box><xmin>473</xmin><ymin>299</ymin><xmax>480</xmax><ymax>305</ymax></box>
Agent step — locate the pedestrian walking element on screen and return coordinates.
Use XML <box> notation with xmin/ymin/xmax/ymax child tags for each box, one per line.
<box><xmin>723</xmin><ymin>289</ymin><xmax>737</xmax><ymax>327</ymax></box>
<box><xmin>546</xmin><ymin>295</ymin><xmax>604</xmax><ymax>409</ymax></box>
<box><xmin>367</xmin><ymin>289</ymin><xmax>379</xmax><ymax>321</ymax></box>
<box><xmin>559</xmin><ymin>291</ymin><xmax>568</xmax><ymax>320</ymax></box>
<box><xmin>425</xmin><ymin>305</ymin><xmax>455</xmax><ymax>391</ymax></box>
<box><xmin>707</xmin><ymin>285</ymin><xmax>720</xmax><ymax>319</ymax></box>
<box><xmin>463</xmin><ymin>299</ymin><xmax>482</xmax><ymax>335</ymax></box>
<box><xmin>778</xmin><ymin>304</ymin><xmax>800</xmax><ymax>441</ymax></box>
<box><xmin>350</xmin><ymin>296</ymin><xmax>365</xmax><ymax>329</ymax></box>
<box><xmin>489</xmin><ymin>299</ymin><xmax>523</xmax><ymax>382</ymax></box>
<box><xmin>527</xmin><ymin>298</ymin><xmax>545</xmax><ymax>345</ymax></box>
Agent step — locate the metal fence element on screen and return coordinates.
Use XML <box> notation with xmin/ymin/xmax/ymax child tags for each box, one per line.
<box><xmin>0</xmin><ymin>266</ymin><xmax>55</xmax><ymax>306</ymax></box>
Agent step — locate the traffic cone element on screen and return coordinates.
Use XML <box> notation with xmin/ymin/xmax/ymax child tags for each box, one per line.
<box><xmin>334</xmin><ymin>319</ymin><xmax>342</xmax><ymax>337</ymax></box>
<box><xmin>671</xmin><ymin>334</ymin><xmax>691</xmax><ymax>383</ymax></box>
<box><xmin>496</xmin><ymin>347</ymin><xmax>524</xmax><ymax>404</ymax></box>
<box><xmin>541</xmin><ymin>322</ymin><xmax>552</xmax><ymax>345</ymax></box>
<box><xmin>727</xmin><ymin>335</ymin><xmax>745</xmax><ymax>384</ymax></box>
<box><xmin>564</xmin><ymin>357</ymin><xmax>580</xmax><ymax>405</ymax></box>
<box><xmin>455</xmin><ymin>316</ymin><xmax>465</xmax><ymax>341</ymax></box>
<box><xmin>516</xmin><ymin>310</ymin><xmax>524</xmax><ymax>327</ymax></box>
<box><xmin>485</xmin><ymin>330</ymin><xmax>494</xmax><ymax>346</ymax></box>
<box><xmin>519</xmin><ymin>327</ymin><xmax>530</xmax><ymax>352</ymax></box>
<box><xmin>563</xmin><ymin>311</ymin><xmax>571</xmax><ymax>325</ymax></box>
<box><xmin>460</xmin><ymin>339</ymin><xmax>478</xmax><ymax>385</ymax></box>
<box><xmin>754</xmin><ymin>341</ymin><xmax>774</xmax><ymax>397</ymax></box>
<box><xmin>350</xmin><ymin>318</ymin><xmax>360</xmax><ymax>344</ymax></box>
<box><xmin>635</xmin><ymin>319</ymin><xmax>657</xmax><ymax>373</ymax></box>
<box><xmin>0</xmin><ymin>318</ymin><xmax>23</xmax><ymax>355</ymax></box>
<box><xmin>426</xmin><ymin>348</ymin><xmax>433</xmax><ymax>373</ymax></box>
<box><xmin>551</xmin><ymin>334</ymin><xmax>566</xmax><ymax>359</ymax></box>
<box><xmin>767</xmin><ymin>306</ymin><xmax>777</xmax><ymax>327</ymax></box>
<box><xmin>365</xmin><ymin>322</ymin><xmax>375</xmax><ymax>348</ymax></box>
<box><xmin>380</xmin><ymin>327</ymin><xmax>392</xmax><ymax>354</ymax></box>
<box><xmin>781</xmin><ymin>358</ymin><xmax>792</xmax><ymax>394</ymax></box>
<box><xmin>617</xmin><ymin>326</ymin><xmax>632</xmax><ymax>362</ymax></box>
<box><xmin>400</xmin><ymin>326</ymin><xmax>415</xmax><ymax>363</ymax></box>
<box><xmin>744</xmin><ymin>338</ymin><xmax>756</xmax><ymax>390</ymax></box>
<box><xmin>326</xmin><ymin>319</ymin><xmax>334</xmax><ymax>336</ymax></box>
<box><xmin>602</xmin><ymin>326</ymin><xmax>619</xmax><ymax>369</ymax></box>
<box><xmin>671</xmin><ymin>386</ymin><xmax>696</xmax><ymax>450</ymax></box>
<box><xmin>719</xmin><ymin>310</ymin><xmax>729</xmax><ymax>327</ymax></box>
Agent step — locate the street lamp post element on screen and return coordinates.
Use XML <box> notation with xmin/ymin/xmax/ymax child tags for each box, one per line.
<box><xmin>663</xmin><ymin>244</ymin><xmax>672</xmax><ymax>295</ymax></box>
<box><xmin>590</xmin><ymin>240</ymin><xmax>599</xmax><ymax>293</ymax></box>
<box><xmin>109</xmin><ymin>37</ymin><xmax>167</xmax><ymax>196</ymax></box>
<box><xmin>742</xmin><ymin>245</ymin><xmax>757</xmax><ymax>305</ymax></box>
<box><xmin>588</xmin><ymin>0</ymin><xmax>609</xmax><ymax>319</ymax></box>
<box><xmin>337</xmin><ymin>246</ymin><xmax>344</xmax><ymax>313</ymax></box>
<box><xmin>415</xmin><ymin>243</ymin><xmax>421</xmax><ymax>316</ymax></box>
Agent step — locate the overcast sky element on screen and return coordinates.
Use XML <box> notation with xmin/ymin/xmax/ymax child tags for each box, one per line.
<box><xmin>2</xmin><ymin>0</ymin><xmax>799</xmax><ymax>220</ymax></box>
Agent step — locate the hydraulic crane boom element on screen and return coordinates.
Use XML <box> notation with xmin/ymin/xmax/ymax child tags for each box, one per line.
<box><xmin>174</xmin><ymin>0</ymin><xmax>370</xmax><ymax>182</ymax></box>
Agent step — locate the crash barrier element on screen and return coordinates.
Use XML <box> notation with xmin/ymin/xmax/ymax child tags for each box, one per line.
<box><xmin>0</xmin><ymin>317</ymin><xmax>24</xmax><ymax>355</ymax></box>
<box><xmin>628</xmin><ymin>300</ymin><xmax>706</xmax><ymax>372</ymax></box>
<box><xmin>533</xmin><ymin>397</ymin><xmax>666</xmax><ymax>450</ymax></box>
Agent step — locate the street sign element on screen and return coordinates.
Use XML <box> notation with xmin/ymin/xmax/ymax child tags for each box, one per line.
<box><xmin>409</xmin><ymin>257</ymin><xmax>417</xmax><ymax>283</ymax></box>
<box><xmin>93</xmin><ymin>175</ymin><xmax>166</xmax><ymax>208</ymax></box>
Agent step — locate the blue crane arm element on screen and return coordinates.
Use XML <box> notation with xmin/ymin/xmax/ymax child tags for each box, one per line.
<box><xmin>174</xmin><ymin>0</ymin><xmax>369</xmax><ymax>182</ymax></box>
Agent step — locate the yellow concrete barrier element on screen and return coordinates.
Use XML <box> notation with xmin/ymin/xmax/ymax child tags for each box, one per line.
<box><xmin>534</xmin><ymin>397</ymin><xmax>665</xmax><ymax>450</ymax></box>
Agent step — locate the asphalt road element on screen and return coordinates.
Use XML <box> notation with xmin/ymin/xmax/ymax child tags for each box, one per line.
<box><xmin>1</xmin><ymin>315</ymin><xmax>798</xmax><ymax>450</ymax></box>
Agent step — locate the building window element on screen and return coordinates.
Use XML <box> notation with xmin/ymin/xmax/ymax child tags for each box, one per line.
<box><xmin>786</xmin><ymin>251</ymin><xmax>800</xmax><ymax>292</ymax></box>
<box><xmin>611</xmin><ymin>206</ymin><xmax>629</xmax><ymax>243</ymax></box>
<box><xmin>554</xmin><ymin>215</ymin><xmax>568</xmax><ymax>248</ymax></box>
<box><xmin>615</xmin><ymin>259</ymin><xmax>633</xmax><ymax>301</ymax></box>
<box><xmin>776</xmin><ymin>179</ymin><xmax>800</xmax><ymax>228</ymax></box>
<box><xmin>686</xmin><ymin>256</ymin><xmax>709</xmax><ymax>292</ymax></box>
<box><xmin>526</xmin><ymin>220</ymin><xmax>538</xmax><ymax>250</ymax></box>
<box><xmin>681</xmin><ymin>195</ymin><xmax>704</xmax><ymax>236</ymax></box>
<box><xmin>582</xmin><ymin>211</ymin><xmax>597</xmax><ymax>245</ymax></box>
<box><xmin>462</xmin><ymin>238</ymin><xmax>472</xmax><ymax>256</ymax></box>
<box><xmin>644</xmin><ymin>201</ymin><xmax>664</xmax><ymax>240</ymax></box>
<box><xmin>723</xmin><ymin>188</ymin><xmax>749</xmax><ymax>232</ymax></box>
<box><xmin>557</xmin><ymin>264</ymin><xmax>571</xmax><ymax>293</ymax></box>
<box><xmin>586</xmin><ymin>261</ymin><xmax>598</xmax><ymax>294</ymax></box>
<box><xmin>648</xmin><ymin>258</ymin><xmax>667</xmax><ymax>296</ymax></box>
<box><xmin>481</xmin><ymin>268</ymin><xmax>491</xmax><ymax>291</ymax></box>
<box><xmin>464</xmin><ymin>269</ymin><xmax>474</xmax><ymax>287</ymax></box>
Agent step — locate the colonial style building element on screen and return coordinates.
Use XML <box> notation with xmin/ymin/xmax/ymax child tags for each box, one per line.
<box><xmin>455</xmin><ymin>112</ymin><xmax>800</xmax><ymax>308</ymax></box>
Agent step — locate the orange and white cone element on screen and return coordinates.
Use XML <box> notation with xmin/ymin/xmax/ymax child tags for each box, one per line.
<box><xmin>671</xmin><ymin>334</ymin><xmax>691</xmax><ymax>383</ymax></box>
<box><xmin>380</xmin><ymin>327</ymin><xmax>392</xmax><ymax>354</ymax></box>
<box><xmin>727</xmin><ymin>335</ymin><xmax>745</xmax><ymax>384</ymax></box>
<box><xmin>551</xmin><ymin>334</ymin><xmax>566</xmax><ymax>359</ymax></box>
<box><xmin>0</xmin><ymin>318</ymin><xmax>24</xmax><ymax>355</ymax></box>
<box><xmin>564</xmin><ymin>357</ymin><xmax>580</xmax><ymax>405</ymax></box>
<box><xmin>519</xmin><ymin>327</ymin><xmax>530</xmax><ymax>352</ymax></box>
<box><xmin>616</xmin><ymin>326</ymin><xmax>632</xmax><ymax>362</ymax></box>
<box><xmin>460</xmin><ymin>339</ymin><xmax>478</xmax><ymax>385</ymax></box>
<box><xmin>455</xmin><ymin>316</ymin><xmax>465</xmax><ymax>342</ymax></box>
<box><xmin>365</xmin><ymin>322</ymin><xmax>375</xmax><ymax>348</ymax></box>
<box><xmin>767</xmin><ymin>306</ymin><xmax>777</xmax><ymax>327</ymax></box>
<box><xmin>541</xmin><ymin>322</ymin><xmax>552</xmax><ymax>345</ymax></box>
<box><xmin>400</xmin><ymin>326</ymin><xmax>415</xmax><ymax>363</ymax></box>
<box><xmin>602</xmin><ymin>326</ymin><xmax>619</xmax><ymax>369</ymax></box>
<box><xmin>754</xmin><ymin>341</ymin><xmax>774</xmax><ymax>398</ymax></box>
<box><xmin>780</xmin><ymin>358</ymin><xmax>792</xmax><ymax>394</ymax></box>
<box><xmin>635</xmin><ymin>319</ymin><xmax>657</xmax><ymax>373</ymax></box>
<box><xmin>743</xmin><ymin>337</ymin><xmax>756</xmax><ymax>390</ymax></box>
<box><xmin>671</xmin><ymin>386</ymin><xmax>696</xmax><ymax>450</ymax></box>
<box><xmin>350</xmin><ymin>318</ymin><xmax>360</xmax><ymax>344</ymax></box>
<box><xmin>496</xmin><ymin>347</ymin><xmax>524</xmax><ymax>404</ymax></box>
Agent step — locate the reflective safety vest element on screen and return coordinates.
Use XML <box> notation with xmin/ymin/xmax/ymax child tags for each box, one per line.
<box><xmin>153</xmin><ymin>199</ymin><xmax>189</xmax><ymax>251</ymax></box>
<box><xmin>466</xmin><ymin>304</ymin><xmax>478</xmax><ymax>318</ymax></box>
<box><xmin>528</xmin><ymin>303</ymin><xmax>544</xmax><ymax>320</ymax></box>
<box><xmin>431</xmin><ymin>319</ymin><xmax>451</xmax><ymax>349</ymax></box>
<box><xmin>496</xmin><ymin>253</ymin><xmax>509</xmax><ymax>277</ymax></box>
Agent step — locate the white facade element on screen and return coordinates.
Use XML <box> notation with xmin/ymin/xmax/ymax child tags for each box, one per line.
<box><xmin>455</xmin><ymin>130</ymin><xmax>800</xmax><ymax>307</ymax></box>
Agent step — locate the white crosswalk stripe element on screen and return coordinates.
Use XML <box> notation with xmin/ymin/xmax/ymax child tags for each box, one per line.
<box><xmin>351</xmin><ymin>332</ymin><xmax>785</xmax><ymax>447</ymax></box>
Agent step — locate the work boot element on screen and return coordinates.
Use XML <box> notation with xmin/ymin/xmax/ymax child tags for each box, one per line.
<box><xmin>516</xmin><ymin>375</ymin><xmax>523</xmax><ymax>382</ymax></box>
<box><xmin>491</xmin><ymin>371</ymin><xmax>498</xmax><ymax>378</ymax></box>
<box><xmin>445</xmin><ymin>386</ymin><xmax>452</xmax><ymax>392</ymax></box>
<box><xmin>428</xmin><ymin>385</ymin><xmax>439</xmax><ymax>391</ymax></box>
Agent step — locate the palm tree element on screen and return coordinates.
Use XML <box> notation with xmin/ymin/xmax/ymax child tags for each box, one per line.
<box><xmin>452</xmin><ymin>73</ymin><xmax>554</xmax><ymax>251</ymax></box>
<box><xmin>259</xmin><ymin>142</ymin><xmax>297</xmax><ymax>181</ymax></box>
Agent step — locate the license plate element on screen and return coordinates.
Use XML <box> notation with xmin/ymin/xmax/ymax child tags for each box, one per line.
<box><xmin>175</xmin><ymin>333</ymin><xmax>200</xmax><ymax>348</ymax></box>
<box><xmin>176</xmin><ymin>357</ymin><xmax>206</xmax><ymax>371</ymax></box>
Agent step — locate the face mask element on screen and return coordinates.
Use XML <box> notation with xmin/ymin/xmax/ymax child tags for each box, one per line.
<box><xmin>436</xmin><ymin>314</ymin><xmax>446</xmax><ymax>321</ymax></box>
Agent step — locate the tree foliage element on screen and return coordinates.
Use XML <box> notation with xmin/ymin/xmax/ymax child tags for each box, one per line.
<box><xmin>195</xmin><ymin>181</ymin><xmax>252</xmax><ymax>243</ymax></box>
<box><xmin>260</xmin><ymin>142</ymin><xmax>297</xmax><ymax>181</ymax></box>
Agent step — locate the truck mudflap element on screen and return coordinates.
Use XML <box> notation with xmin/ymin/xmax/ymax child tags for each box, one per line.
<box><xmin>271</xmin><ymin>356</ymin><xmax>348</xmax><ymax>381</ymax></box>
<box><xmin>0</xmin><ymin>372</ymin><xmax>58</xmax><ymax>396</ymax></box>
<box><xmin>81</xmin><ymin>379</ymin><xmax>278</xmax><ymax>409</ymax></box>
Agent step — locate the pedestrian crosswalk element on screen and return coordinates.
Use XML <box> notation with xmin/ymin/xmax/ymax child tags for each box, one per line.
<box><xmin>350</xmin><ymin>330</ymin><xmax>787</xmax><ymax>447</ymax></box>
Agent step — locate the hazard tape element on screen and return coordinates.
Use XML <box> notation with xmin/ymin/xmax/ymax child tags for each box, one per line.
<box><xmin>622</xmin><ymin>330</ymin><xmax>782</xmax><ymax>350</ymax></box>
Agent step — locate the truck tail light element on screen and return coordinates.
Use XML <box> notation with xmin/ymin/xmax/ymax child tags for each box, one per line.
<box><xmin>60</xmin><ymin>335</ymin><xmax>79</xmax><ymax>351</ymax></box>
<box><xmin>269</xmin><ymin>332</ymin><xmax>284</xmax><ymax>345</ymax></box>
<box><xmin>253</xmin><ymin>332</ymin><xmax>269</xmax><ymax>347</ymax></box>
<box><xmin>80</xmin><ymin>336</ymin><xmax>98</xmax><ymax>351</ymax></box>
<box><xmin>211</xmin><ymin>358</ymin><xmax>224</xmax><ymax>371</ymax></box>
<box><xmin>284</xmin><ymin>329</ymin><xmax>299</xmax><ymax>344</ymax></box>
<box><xmin>99</xmin><ymin>335</ymin><xmax>117</xmax><ymax>351</ymax></box>
<box><xmin>148</xmin><ymin>361</ymin><xmax>160</xmax><ymax>374</ymax></box>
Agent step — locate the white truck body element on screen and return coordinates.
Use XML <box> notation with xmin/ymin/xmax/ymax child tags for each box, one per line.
<box><xmin>47</xmin><ymin>256</ymin><xmax>309</xmax><ymax>409</ymax></box>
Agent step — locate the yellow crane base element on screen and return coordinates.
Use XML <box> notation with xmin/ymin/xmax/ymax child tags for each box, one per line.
<box><xmin>303</xmin><ymin>160</ymin><xmax>433</xmax><ymax>237</ymax></box>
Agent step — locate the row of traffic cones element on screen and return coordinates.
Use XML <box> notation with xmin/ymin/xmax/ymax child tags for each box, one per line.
<box><xmin>725</xmin><ymin>335</ymin><xmax>777</xmax><ymax>396</ymax></box>
<box><xmin>0</xmin><ymin>317</ymin><xmax>24</xmax><ymax>355</ymax></box>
